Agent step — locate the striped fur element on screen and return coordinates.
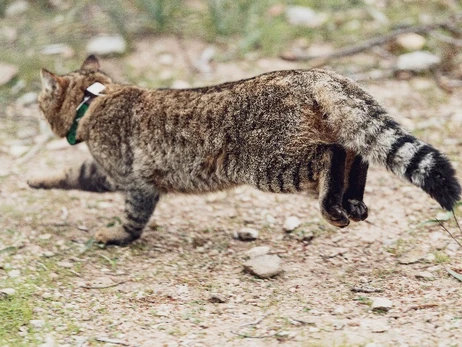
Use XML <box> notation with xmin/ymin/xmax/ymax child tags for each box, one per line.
<box><xmin>29</xmin><ymin>56</ymin><xmax>461</xmax><ymax>245</ymax></box>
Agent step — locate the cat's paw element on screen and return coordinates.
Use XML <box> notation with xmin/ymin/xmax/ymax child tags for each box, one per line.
<box><xmin>343</xmin><ymin>199</ymin><xmax>368</xmax><ymax>222</ymax></box>
<box><xmin>27</xmin><ymin>176</ymin><xmax>49</xmax><ymax>189</ymax></box>
<box><xmin>321</xmin><ymin>204</ymin><xmax>350</xmax><ymax>228</ymax></box>
<box><xmin>94</xmin><ymin>227</ymin><xmax>138</xmax><ymax>246</ymax></box>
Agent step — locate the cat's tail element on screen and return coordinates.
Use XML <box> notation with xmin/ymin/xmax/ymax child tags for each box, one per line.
<box><xmin>312</xmin><ymin>70</ymin><xmax>461</xmax><ymax>210</ymax></box>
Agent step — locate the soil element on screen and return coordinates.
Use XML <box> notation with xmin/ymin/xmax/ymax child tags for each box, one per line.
<box><xmin>1</xmin><ymin>39</ymin><xmax>462</xmax><ymax>347</ymax></box>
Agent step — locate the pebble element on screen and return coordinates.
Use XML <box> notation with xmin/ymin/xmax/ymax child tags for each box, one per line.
<box><xmin>57</xmin><ymin>261</ymin><xmax>73</xmax><ymax>268</ymax></box>
<box><xmin>5</xmin><ymin>0</ymin><xmax>29</xmax><ymax>17</ymax></box>
<box><xmin>208</xmin><ymin>294</ymin><xmax>227</xmax><ymax>303</ymax></box>
<box><xmin>41</xmin><ymin>43</ymin><xmax>74</xmax><ymax>58</ymax></box>
<box><xmin>371</xmin><ymin>297</ymin><xmax>393</xmax><ymax>311</ymax></box>
<box><xmin>86</xmin><ymin>35</ymin><xmax>127</xmax><ymax>56</ymax></box>
<box><xmin>30</xmin><ymin>319</ymin><xmax>45</xmax><ymax>329</ymax></box>
<box><xmin>158</xmin><ymin>53</ymin><xmax>174</xmax><ymax>66</ymax></box>
<box><xmin>333</xmin><ymin>305</ymin><xmax>345</xmax><ymax>315</ymax></box>
<box><xmin>0</xmin><ymin>62</ymin><xmax>18</xmax><ymax>86</ymax></box>
<box><xmin>396</xmin><ymin>51</ymin><xmax>441</xmax><ymax>72</ymax></box>
<box><xmin>396</xmin><ymin>33</ymin><xmax>426</xmax><ymax>51</ymax></box>
<box><xmin>398</xmin><ymin>249</ymin><xmax>426</xmax><ymax>264</ymax></box>
<box><xmin>245</xmin><ymin>246</ymin><xmax>271</xmax><ymax>259</ymax></box>
<box><xmin>244</xmin><ymin>254</ymin><xmax>283</xmax><ymax>279</ymax></box>
<box><xmin>283</xmin><ymin>216</ymin><xmax>301</xmax><ymax>232</ymax></box>
<box><xmin>0</xmin><ymin>288</ymin><xmax>16</xmax><ymax>296</ymax></box>
<box><xmin>285</xmin><ymin>6</ymin><xmax>327</xmax><ymax>28</ymax></box>
<box><xmin>16</xmin><ymin>92</ymin><xmax>37</xmax><ymax>106</ymax></box>
<box><xmin>8</xmin><ymin>269</ymin><xmax>21</xmax><ymax>278</ymax></box>
<box><xmin>415</xmin><ymin>271</ymin><xmax>434</xmax><ymax>280</ymax></box>
<box><xmin>234</xmin><ymin>227</ymin><xmax>259</xmax><ymax>241</ymax></box>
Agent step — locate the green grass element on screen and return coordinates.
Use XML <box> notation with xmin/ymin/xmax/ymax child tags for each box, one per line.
<box><xmin>0</xmin><ymin>285</ymin><xmax>34</xmax><ymax>345</ymax></box>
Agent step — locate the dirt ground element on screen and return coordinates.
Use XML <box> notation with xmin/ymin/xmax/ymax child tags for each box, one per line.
<box><xmin>2</xmin><ymin>39</ymin><xmax>462</xmax><ymax>347</ymax></box>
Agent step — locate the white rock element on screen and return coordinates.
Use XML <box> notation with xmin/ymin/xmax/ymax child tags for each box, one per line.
<box><xmin>244</xmin><ymin>254</ymin><xmax>283</xmax><ymax>278</ymax></box>
<box><xmin>86</xmin><ymin>35</ymin><xmax>127</xmax><ymax>56</ymax></box>
<box><xmin>234</xmin><ymin>227</ymin><xmax>259</xmax><ymax>241</ymax></box>
<box><xmin>8</xmin><ymin>269</ymin><xmax>20</xmax><ymax>278</ymax></box>
<box><xmin>334</xmin><ymin>305</ymin><xmax>345</xmax><ymax>315</ymax></box>
<box><xmin>286</xmin><ymin>6</ymin><xmax>327</xmax><ymax>28</ymax></box>
<box><xmin>41</xmin><ymin>44</ymin><xmax>74</xmax><ymax>58</ymax></box>
<box><xmin>57</xmin><ymin>261</ymin><xmax>73</xmax><ymax>268</ymax></box>
<box><xmin>30</xmin><ymin>319</ymin><xmax>45</xmax><ymax>329</ymax></box>
<box><xmin>283</xmin><ymin>216</ymin><xmax>301</xmax><ymax>231</ymax></box>
<box><xmin>5</xmin><ymin>1</ymin><xmax>29</xmax><ymax>17</ymax></box>
<box><xmin>171</xmin><ymin>80</ymin><xmax>191</xmax><ymax>89</ymax></box>
<box><xmin>17</xmin><ymin>92</ymin><xmax>37</xmax><ymax>106</ymax></box>
<box><xmin>371</xmin><ymin>297</ymin><xmax>393</xmax><ymax>311</ymax></box>
<box><xmin>396</xmin><ymin>33</ymin><xmax>426</xmax><ymax>51</ymax></box>
<box><xmin>396</xmin><ymin>51</ymin><xmax>441</xmax><ymax>72</ymax></box>
<box><xmin>158</xmin><ymin>53</ymin><xmax>174</xmax><ymax>66</ymax></box>
<box><xmin>0</xmin><ymin>62</ymin><xmax>18</xmax><ymax>86</ymax></box>
<box><xmin>0</xmin><ymin>288</ymin><xmax>16</xmax><ymax>296</ymax></box>
<box><xmin>398</xmin><ymin>249</ymin><xmax>426</xmax><ymax>264</ymax></box>
<box><xmin>245</xmin><ymin>246</ymin><xmax>271</xmax><ymax>259</ymax></box>
<box><xmin>415</xmin><ymin>271</ymin><xmax>434</xmax><ymax>280</ymax></box>
<box><xmin>451</xmin><ymin>111</ymin><xmax>462</xmax><ymax>126</ymax></box>
<box><xmin>9</xmin><ymin>145</ymin><xmax>29</xmax><ymax>157</ymax></box>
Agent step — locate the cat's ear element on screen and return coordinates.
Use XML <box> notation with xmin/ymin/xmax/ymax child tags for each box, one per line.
<box><xmin>40</xmin><ymin>68</ymin><xmax>59</xmax><ymax>93</ymax></box>
<box><xmin>80</xmin><ymin>54</ymin><xmax>100</xmax><ymax>71</ymax></box>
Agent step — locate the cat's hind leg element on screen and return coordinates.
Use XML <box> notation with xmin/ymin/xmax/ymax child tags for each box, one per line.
<box><xmin>27</xmin><ymin>158</ymin><xmax>117</xmax><ymax>192</ymax></box>
<box><xmin>318</xmin><ymin>144</ymin><xmax>350</xmax><ymax>228</ymax></box>
<box><xmin>94</xmin><ymin>188</ymin><xmax>160</xmax><ymax>246</ymax></box>
<box><xmin>342</xmin><ymin>154</ymin><xmax>368</xmax><ymax>222</ymax></box>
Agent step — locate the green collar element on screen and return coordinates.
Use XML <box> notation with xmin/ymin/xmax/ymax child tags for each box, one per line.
<box><xmin>66</xmin><ymin>82</ymin><xmax>106</xmax><ymax>145</ymax></box>
<box><xmin>66</xmin><ymin>103</ymin><xmax>89</xmax><ymax>145</ymax></box>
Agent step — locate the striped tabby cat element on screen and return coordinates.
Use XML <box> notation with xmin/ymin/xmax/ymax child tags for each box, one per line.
<box><xmin>29</xmin><ymin>55</ymin><xmax>461</xmax><ymax>245</ymax></box>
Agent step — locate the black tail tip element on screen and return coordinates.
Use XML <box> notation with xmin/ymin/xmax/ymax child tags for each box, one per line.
<box><xmin>421</xmin><ymin>154</ymin><xmax>461</xmax><ymax>210</ymax></box>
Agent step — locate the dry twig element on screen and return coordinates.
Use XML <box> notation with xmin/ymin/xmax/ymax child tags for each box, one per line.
<box><xmin>281</xmin><ymin>14</ymin><xmax>462</xmax><ymax>62</ymax></box>
<box><xmin>95</xmin><ymin>337</ymin><xmax>133</xmax><ymax>346</ymax></box>
<box><xmin>80</xmin><ymin>279</ymin><xmax>129</xmax><ymax>290</ymax></box>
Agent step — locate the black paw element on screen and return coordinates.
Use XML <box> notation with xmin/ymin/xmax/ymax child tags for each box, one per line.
<box><xmin>321</xmin><ymin>204</ymin><xmax>350</xmax><ymax>228</ymax></box>
<box><xmin>343</xmin><ymin>199</ymin><xmax>368</xmax><ymax>222</ymax></box>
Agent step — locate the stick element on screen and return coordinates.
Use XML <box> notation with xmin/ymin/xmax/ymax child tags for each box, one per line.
<box><xmin>95</xmin><ymin>337</ymin><xmax>132</xmax><ymax>346</ymax></box>
<box><xmin>16</xmin><ymin>133</ymin><xmax>53</xmax><ymax>165</ymax></box>
<box><xmin>281</xmin><ymin>14</ymin><xmax>462</xmax><ymax>62</ymax></box>
<box><xmin>80</xmin><ymin>280</ymin><xmax>128</xmax><ymax>290</ymax></box>
<box><xmin>436</xmin><ymin>218</ymin><xmax>462</xmax><ymax>249</ymax></box>
<box><xmin>239</xmin><ymin>313</ymin><xmax>270</xmax><ymax>327</ymax></box>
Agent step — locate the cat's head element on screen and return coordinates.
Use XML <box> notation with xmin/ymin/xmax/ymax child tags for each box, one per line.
<box><xmin>38</xmin><ymin>55</ymin><xmax>113</xmax><ymax>137</ymax></box>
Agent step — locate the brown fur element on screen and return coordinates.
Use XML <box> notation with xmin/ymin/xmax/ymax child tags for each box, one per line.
<box><xmin>29</xmin><ymin>55</ymin><xmax>460</xmax><ymax>245</ymax></box>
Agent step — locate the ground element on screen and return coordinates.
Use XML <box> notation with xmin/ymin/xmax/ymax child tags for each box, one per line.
<box><xmin>2</xmin><ymin>33</ymin><xmax>462</xmax><ymax>347</ymax></box>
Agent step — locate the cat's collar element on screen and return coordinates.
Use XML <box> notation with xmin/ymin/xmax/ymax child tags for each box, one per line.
<box><xmin>66</xmin><ymin>82</ymin><xmax>106</xmax><ymax>145</ymax></box>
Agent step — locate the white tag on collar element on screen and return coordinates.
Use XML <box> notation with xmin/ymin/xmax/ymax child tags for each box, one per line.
<box><xmin>86</xmin><ymin>82</ymin><xmax>106</xmax><ymax>96</ymax></box>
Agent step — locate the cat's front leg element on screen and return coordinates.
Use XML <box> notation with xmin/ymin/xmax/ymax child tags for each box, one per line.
<box><xmin>342</xmin><ymin>155</ymin><xmax>368</xmax><ymax>222</ymax></box>
<box><xmin>318</xmin><ymin>144</ymin><xmax>350</xmax><ymax>228</ymax></box>
<box><xmin>27</xmin><ymin>158</ymin><xmax>117</xmax><ymax>192</ymax></box>
<box><xmin>95</xmin><ymin>188</ymin><xmax>160</xmax><ymax>246</ymax></box>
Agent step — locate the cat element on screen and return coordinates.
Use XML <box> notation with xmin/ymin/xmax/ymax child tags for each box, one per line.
<box><xmin>28</xmin><ymin>55</ymin><xmax>461</xmax><ymax>245</ymax></box>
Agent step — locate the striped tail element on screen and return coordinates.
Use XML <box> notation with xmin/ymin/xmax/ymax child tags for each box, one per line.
<box><xmin>313</xmin><ymin>70</ymin><xmax>461</xmax><ymax>210</ymax></box>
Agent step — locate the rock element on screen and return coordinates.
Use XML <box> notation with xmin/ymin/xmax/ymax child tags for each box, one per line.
<box><xmin>415</xmin><ymin>271</ymin><xmax>434</xmax><ymax>280</ymax></box>
<box><xmin>245</xmin><ymin>246</ymin><xmax>271</xmax><ymax>259</ymax></box>
<box><xmin>30</xmin><ymin>319</ymin><xmax>45</xmax><ymax>329</ymax></box>
<box><xmin>5</xmin><ymin>1</ymin><xmax>29</xmax><ymax>17</ymax></box>
<box><xmin>234</xmin><ymin>227</ymin><xmax>259</xmax><ymax>241</ymax></box>
<box><xmin>1</xmin><ymin>27</ymin><xmax>18</xmax><ymax>43</ymax></box>
<box><xmin>396</xmin><ymin>51</ymin><xmax>441</xmax><ymax>72</ymax></box>
<box><xmin>0</xmin><ymin>62</ymin><xmax>18</xmax><ymax>86</ymax></box>
<box><xmin>9</xmin><ymin>145</ymin><xmax>29</xmax><ymax>158</ymax></box>
<box><xmin>8</xmin><ymin>269</ymin><xmax>20</xmax><ymax>278</ymax></box>
<box><xmin>244</xmin><ymin>254</ymin><xmax>283</xmax><ymax>279</ymax></box>
<box><xmin>0</xmin><ymin>288</ymin><xmax>16</xmax><ymax>296</ymax></box>
<box><xmin>158</xmin><ymin>53</ymin><xmax>174</xmax><ymax>66</ymax></box>
<box><xmin>86</xmin><ymin>35</ymin><xmax>127</xmax><ymax>56</ymax></box>
<box><xmin>171</xmin><ymin>80</ymin><xmax>191</xmax><ymax>89</ymax></box>
<box><xmin>16</xmin><ymin>92</ymin><xmax>37</xmax><ymax>106</ymax></box>
<box><xmin>362</xmin><ymin>319</ymin><xmax>389</xmax><ymax>333</ymax></box>
<box><xmin>57</xmin><ymin>261</ymin><xmax>73</xmax><ymax>268</ymax></box>
<box><xmin>208</xmin><ymin>294</ymin><xmax>227</xmax><ymax>303</ymax></box>
<box><xmin>451</xmin><ymin>111</ymin><xmax>462</xmax><ymax>126</ymax></box>
<box><xmin>41</xmin><ymin>44</ymin><xmax>74</xmax><ymax>58</ymax></box>
<box><xmin>334</xmin><ymin>305</ymin><xmax>345</xmax><ymax>315</ymax></box>
<box><xmin>398</xmin><ymin>249</ymin><xmax>426</xmax><ymax>264</ymax></box>
<box><xmin>283</xmin><ymin>216</ymin><xmax>301</xmax><ymax>232</ymax></box>
<box><xmin>285</xmin><ymin>6</ymin><xmax>327</xmax><ymax>28</ymax></box>
<box><xmin>371</xmin><ymin>297</ymin><xmax>393</xmax><ymax>311</ymax></box>
<box><xmin>396</xmin><ymin>33</ymin><xmax>426</xmax><ymax>51</ymax></box>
